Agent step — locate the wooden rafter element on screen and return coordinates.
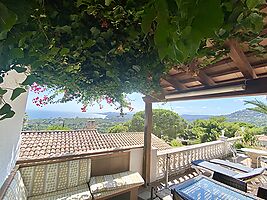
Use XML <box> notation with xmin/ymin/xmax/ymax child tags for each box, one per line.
<box><xmin>197</xmin><ymin>71</ymin><xmax>216</xmax><ymax>86</ymax></box>
<box><xmin>228</xmin><ymin>40</ymin><xmax>258</xmax><ymax>79</ymax></box>
<box><xmin>165</xmin><ymin>75</ymin><xmax>188</xmax><ymax>90</ymax></box>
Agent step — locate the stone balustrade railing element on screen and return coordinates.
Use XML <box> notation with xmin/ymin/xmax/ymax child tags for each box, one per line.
<box><xmin>155</xmin><ymin>137</ymin><xmax>242</xmax><ymax>181</ymax></box>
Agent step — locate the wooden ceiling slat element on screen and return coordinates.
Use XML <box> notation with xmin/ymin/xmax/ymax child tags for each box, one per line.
<box><xmin>229</xmin><ymin>40</ymin><xmax>258</xmax><ymax>79</ymax></box>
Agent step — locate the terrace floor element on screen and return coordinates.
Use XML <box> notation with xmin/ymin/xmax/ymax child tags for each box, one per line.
<box><xmin>138</xmin><ymin>157</ymin><xmax>267</xmax><ymax>200</ymax></box>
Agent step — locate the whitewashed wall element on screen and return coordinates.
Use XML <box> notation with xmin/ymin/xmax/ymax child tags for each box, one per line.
<box><xmin>130</xmin><ymin>148</ymin><xmax>143</xmax><ymax>175</ymax></box>
<box><xmin>0</xmin><ymin>71</ymin><xmax>28</xmax><ymax>187</ymax></box>
<box><xmin>130</xmin><ymin>147</ymin><xmax>158</xmax><ymax>183</ymax></box>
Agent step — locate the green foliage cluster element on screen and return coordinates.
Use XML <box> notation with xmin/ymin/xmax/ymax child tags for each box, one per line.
<box><xmin>23</xmin><ymin>115</ymin><xmax>130</xmax><ymax>133</ymax></box>
<box><xmin>0</xmin><ymin>0</ymin><xmax>266</xmax><ymax>120</ymax></box>
<box><xmin>46</xmin><ymin>125</ymin><xmax>71</xmax><ymax>131</ymax></box>
<box><xmin>107</xmin><ymin>109</ymin><xmax>187</xmax><ymax>141</ymax></box>
<box><xmin>170</xmin><ymin>139</ymin><xmax>183</xmax><ymax>147</ymax></box>
<box><xmin>127</xmin><ymin>109</ymin><xmax>187</xmax><ymax>141</ymax></box>
<box><xmin>108</xmin><ymin>123</ymin><xmax>128</xmax><ymax>133</ymax></box>
<box><xmin>192</xmin><ymin>117</ymin><xmax>263</xmax><ymax>143</ymax></box>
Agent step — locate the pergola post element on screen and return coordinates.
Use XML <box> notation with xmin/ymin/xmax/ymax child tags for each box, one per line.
<box><xmin>143</xmin><ymin>98</ymin><xmax>152</xmax><ymax>186</ymax></box>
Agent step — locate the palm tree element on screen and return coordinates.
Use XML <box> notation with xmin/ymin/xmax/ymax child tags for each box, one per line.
<box><xmin>244</xmin><ymin>99</ymin><xmax>267</xmax><ymax>115</ymax></box>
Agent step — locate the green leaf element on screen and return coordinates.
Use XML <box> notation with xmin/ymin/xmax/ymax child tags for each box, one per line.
<box><xmin>12</xmin><ymin>66</ymin><xmax>27</xmax><ymax>73</ymax></box>
<box><xmin>105</xmin><ymin>0</ymin><xmax>112</xmax><ymax>6</ymax></box>
<box><xmin>141</xmin><ymin>5</ymin><xmax>156</xmax><ymax>34</ymax></box>
<box><xmin>11</xmin><ymin>88</ymin><xmax>26</xmax><ymax>101</ymax></box>
<box><xmin>60</xmin><ymin>48</ymin><xmax>70</xmax><ymax>56</ymax></box>
<box><xmin>192</xmin><ymin>0</ymin><xmax>224</xmax><ymax>38</ymax></box>
<box><xmin>83</xmin><ymin>39</ymin><xmax>96</xmax><ymax>48</ymax></box>
<box><xmin>10</xmin><ymin>48</ymin><xmax>24</xmax><ymax>59</ymax></box>
<box><xmin>90</xmin><ymin>27</ymin><xmax>100</xmax><ymax>37</ymax></box>
<box><xmin>249</xmin><ymin>12</ymin><xmax>263</xmax><ymax>33</ymax></box>
<box><xmin>0</xmin><ymin>2</ymin><xmax>17</xmax><ymax>33</ymax></box>
<box><xmin>49</xmin><ymin>47</ymin><xmax>60</xmax><ymax>56</ymax></box>
<box><xmin>0</xmin><ymin>88</ymin><xmax>7</xmax><ymax>95</ymax></box>
<box><xmin>154</xmin><ymin>0</ymin><xmax>170</xmax><ymax>60</ymax></box>
<box><xmin>21</xmin><ymin>75</ymin><xmax>36</xmax><ymax>85</ymax></box>
<box><xmin>0</xmin><ymin>110</ymin><xmax>15</xmax><ymax>120</ymax></box>
<box><xmin>246</xmin><ymin>0</ymin><xmax>265</xmax><ymax>9</ymax></box>
<box><xmin>0</xmin><ymin>103</ymin><xmax>12</xmax><ymax>115</ymax></box>
<box><xmin>0</xmin><ymin>76</ymin><xmax>3</xmax><ymax>83</ymax></box>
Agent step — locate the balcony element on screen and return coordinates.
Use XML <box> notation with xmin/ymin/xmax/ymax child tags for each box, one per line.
<box><xmin>2</xmin><ymin>132</ymin><xmax>266</xmax><ymax>200</ymax></box>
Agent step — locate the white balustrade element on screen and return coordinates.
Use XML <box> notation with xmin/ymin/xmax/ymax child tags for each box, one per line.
<box><xmin>155</xmin><ymin>137</ymin><xmax>241</xmax><ymax>180</ymax></box>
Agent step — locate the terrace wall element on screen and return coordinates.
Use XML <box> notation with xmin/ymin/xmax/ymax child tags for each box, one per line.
<box><xmin>0</xmin><ymin>71</ymin><xmax>28</xmax><ymax>187</ymax></box>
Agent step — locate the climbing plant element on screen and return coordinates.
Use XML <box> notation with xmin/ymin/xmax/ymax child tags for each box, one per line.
<box><xmin>0</xmin><ymin>0</ymin><xmax>266</xmax><ymax>120</ymax></box>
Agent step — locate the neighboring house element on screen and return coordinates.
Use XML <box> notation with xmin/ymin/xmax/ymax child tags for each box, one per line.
<box><xmin>258</xmin><ymin>135</ymin><xmax>267</xmax><ymax>147</ymax></box>
<box><xmin>19</xmin><ymin>129</ymin><xmax>171</xmax><ymax>162</ymax></box>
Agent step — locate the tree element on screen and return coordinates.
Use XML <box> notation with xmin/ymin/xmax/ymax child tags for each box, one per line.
<box><xmin>170</xmin><ymin>139</ymin><xmax>183</xmax><ymax>147</ymax></box>
<box><xmin>245</xmin><ymin>100</ymin><xmax>267</xmax><ymax>115</ymax></box>
<box><xmin>192</xmin><ymin>117</ymin><xmax>262</xmax><ymax>143</ymax></box>
<box><xmin>128</xmin><ymin>109</ymin><xmax>187</xmax><ymax>141</ymax></box>
<box><xmin>108</xmin><ymin>124</ymin><xmax>128</xmax><ymax>133</ymax></box>
<box><xmin>192</xmin><ymin>117</ymin><xmax>225</xmax><ymax>142</ymax></box>
<box><xmin>0</xmin><ymin>0</ymin><xmax>265</xmax><ymax>120</ymax></box>
<box><xmin>46</xmin><ymin>125</ymin><xmax>71</xmax><ymax>131</ymax></box>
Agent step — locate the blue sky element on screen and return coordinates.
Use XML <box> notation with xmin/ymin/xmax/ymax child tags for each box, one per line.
<box><xmin>26</xmin><ymin>91</ymin><xmax>267</xmax><ymax>116</ymax></box>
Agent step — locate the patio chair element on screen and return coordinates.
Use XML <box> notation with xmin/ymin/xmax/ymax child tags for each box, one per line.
<box><xmin>257</xmin><ymin>186</ymin><xmax>267</xmax><ymax>200</ymax></box>
<box><xmin>191</xmin><ymin>160</ymin><xmax>266</xmax><ymax>182</ymax></box>
<box><xmin>210</xmin><ymin>158</ymin><xmax>253</xmax><ymax>173</ymax></box>
<box><xmin>212</xmin><ymin>171</ymin><xmax>247</xmax><ymax>192</ymax></box>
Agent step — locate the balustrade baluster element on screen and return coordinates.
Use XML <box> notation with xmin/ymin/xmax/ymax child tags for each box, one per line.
<box><xmin>155</xmin><ymin>137</ymin><xmax>241</xmax><ymax>180</ymax></box>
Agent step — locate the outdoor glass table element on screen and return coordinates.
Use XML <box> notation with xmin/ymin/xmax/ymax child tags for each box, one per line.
<box><xmin>171</xmin><ymin>175</ymin><xmax>259</xmax><ymax>200</ymax></box>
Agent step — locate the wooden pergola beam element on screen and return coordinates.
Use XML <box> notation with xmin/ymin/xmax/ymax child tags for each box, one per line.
<box><xmin>157</xmin><ymin>77</ymin><xmax>267</xmax><ymax>102</ymax></box>
<box><xmin>143</xmin><ymin>97</ymin><xmax>152</xmax><ymax>186</ymax></box>
<box><xmin>164</xmin><ymin>76</ymin><xmax>188</xmax><ymax>90</ymax></box>
<box><xmin>197</xmin><ymin>71</ymin><xmax>216</xmax><ymax>86</ymax></box>
<box><xmin>228</xmin><ymin>40</ymin><xmax>258</xmax><ymax>79</ymax></box>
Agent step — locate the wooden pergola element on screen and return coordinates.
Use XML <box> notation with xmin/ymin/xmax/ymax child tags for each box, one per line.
<box><xmin>142</xmin><ymin>38</ymin><xmax>267</xmax><ymax>185</ymax></box>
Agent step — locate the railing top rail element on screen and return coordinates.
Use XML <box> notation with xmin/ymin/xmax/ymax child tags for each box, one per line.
<box><xmin>157</xmin><ymin>140</ymin><xmax>223</xmax><ymax>156</ymax></box>
<box><xmin>157</xmin><ymin>137</ymin><xmax>241</xmax><ymax>156</ymax></box>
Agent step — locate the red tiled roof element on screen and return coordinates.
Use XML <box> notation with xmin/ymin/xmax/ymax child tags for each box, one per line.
<box><xmin>258</xmin><ymin>135</ymin><xmax>267</xmax><ymax>141</ymax></box>
<box><xmin>19</xmin><ymin>130</ymin><xmax>171</xmax><ymax>161</ymax></box>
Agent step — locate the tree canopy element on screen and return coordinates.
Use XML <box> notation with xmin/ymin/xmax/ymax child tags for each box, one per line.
<box><xmin>192</xmin><ymin>117</ymin><xmax>263</xmax><ymax>142</ymax></box>
<box><xmin>113</xmin><ymin>109</ymin><xmax>188</xmax><ymax>141</ymax></box>
<box><xmin>0</xmin><ymin>0</ymin><xmax>265</xmax><ymax>120</ymax></box>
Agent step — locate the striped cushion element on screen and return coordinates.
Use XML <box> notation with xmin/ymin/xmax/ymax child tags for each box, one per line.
<box><xmin>89</xmin><ymin>171</ymin><xmax>144</xmax><ymax>195</ymax></box>
<box><xmin>28</xmin><ymin>184</ymin><xmax>92</xmax><ymax>200</ymax></box>
<box><xmin>19</xmin><ymin>158</ymin><xmax>91</xmax><ymax>197</ymax></box>
<box><xmin>3</xmin><ymin>171</ymin><xmax>27</xmax><ymax>200</ymax></box>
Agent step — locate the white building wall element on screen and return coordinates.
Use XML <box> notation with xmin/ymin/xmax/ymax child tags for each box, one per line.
<box><xmin>0</xmin><ymin>71</ymin><xmax>28</xmax><ymax>187</ymax></box>
<box><xmin>129</xmin><ymin>147</ymin><xmax>159</xmax><ymax>183</ymax></box>
<box><xmin>150</xmin><ymin>147</ymin><xmax>158</xmax><ymax>183</ymax></box>
<box><xmin>130</xmin><ymin>148</ymin><xmax>143</xmax><ymax>175</ymax></box>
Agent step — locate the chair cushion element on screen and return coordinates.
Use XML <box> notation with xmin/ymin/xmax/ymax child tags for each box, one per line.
<box><xmin>20</xmin><ymin>158</ymin><xmax>91</xmax><ymax>196</ymax></box>
<box><xmin>89</xmin><ymin>171</ymin><xmax>144</xmax><ymax>195</ymax></box>
<box><xmin>2</xmin><ymin>171</ymin><xmax>27</xmax><ymax>200</ymax></box>
<box><xmin>28</xmin><ymin>184</ymin><xmax>92</xmax><ymax>200</ymax></box>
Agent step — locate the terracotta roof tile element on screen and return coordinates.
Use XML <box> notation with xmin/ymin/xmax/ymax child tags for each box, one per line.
<box><xmin>19</xmin><ymin>130</ymin><xmax>171</xmax><ymax>161</ymax></box>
